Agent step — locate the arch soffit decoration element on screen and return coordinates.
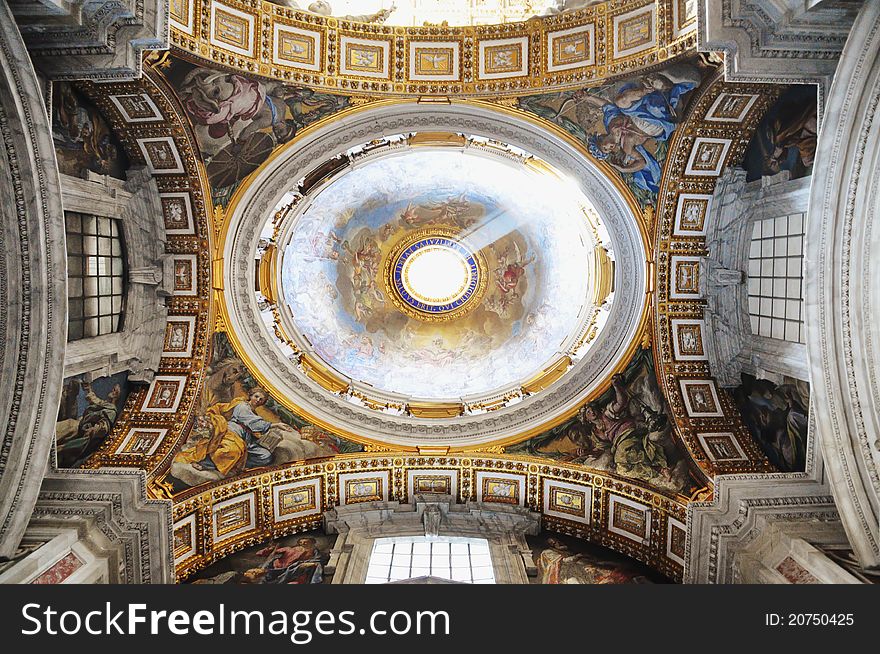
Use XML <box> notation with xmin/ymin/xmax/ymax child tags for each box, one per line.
<box><xmin>650</xmin><ymin>70</ymin><xmax>781</xmax><ymax>480</ymax></box>
<box><xmin>168</xmin><ymin>0</ymin><xmax>699</xmax><ymax>98</ymax></box>
<box><xmin>68</xmin><ymin>71</ymin><xmax>216</xmax><ymax>482</ymax></box>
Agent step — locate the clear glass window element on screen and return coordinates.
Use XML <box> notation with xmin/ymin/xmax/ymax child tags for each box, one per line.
<box><xmin>747</xmin><ymin>212</ymin><xmax>805</xmax><ymax>344</ymax></box>
<box><xmin>364</xmin><ymin>536</ymin><xmax>495</xmax><ymax>584</ymax></box>
<box><xmin>65</xmin><ymin>211</ymin><xmax>125</xmax><ymax>341</ymax></box>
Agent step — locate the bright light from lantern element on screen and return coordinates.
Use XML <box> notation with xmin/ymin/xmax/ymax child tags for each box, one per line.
<box><xmin>401</xmin><ymin>245</ymin><xmax>470</xmax><ymax>304</ymax></box>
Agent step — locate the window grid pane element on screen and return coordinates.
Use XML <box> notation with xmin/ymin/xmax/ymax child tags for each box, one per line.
<box><xmin>365</xmin><ymin>536</ymin><xmax>495</xmax><ymax>584</ymax></box>
<box><xmin>746</xmin><ymin>213</ymin><xmax>805</xmax><ymax>344</ymax></box>
<box><xmin>65</xmin><ymin>211</ymin><xmax>126</xmax><ymax>342</ymax></box>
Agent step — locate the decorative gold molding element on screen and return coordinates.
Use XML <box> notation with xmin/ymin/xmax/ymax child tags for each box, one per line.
<box><xmin>408</xmin><ymin>402</ymin><xmax>464</xmax><ymax>419</ymax></box>
<box><xmin>521</xmin><ymin>355</ymin><xmax>573</xmax><ymax>395</ymax></box>
<box><xmin>168</xmin><ymin>0</ymin><xmax>697</xmax><ymax>98</ymax></box>
<box><xmin>170</xmin><ymin>452</ymin><xmax>697</xmax><ymax>582</ymax></box>
<box><xmin>407</xmin><ymin>131</ymin><xmax>467</xmax><ymax>147</ymax></box>
<box><xmin>211</xmin><ymin>258</ymin><xmax>224</xmax><ymax>291</ymax></box>
<box><xmin>300</xmin><ymin>354</ymin><xmax>350</xmax><ymax>394</ymax></box>
<box><xmin>592</xmin><ymin>246</ymin><xmax>614</xmax><ymax>306</ymax></box>
<box><xmin>417</xmin><ymin>446</ymin><xmax>451</xmax><ymax>455</ymax></box>
<box><xmin>257</xmin><ymin>243</ymin><xmax>277</xmax><ymax>304</ymax></box>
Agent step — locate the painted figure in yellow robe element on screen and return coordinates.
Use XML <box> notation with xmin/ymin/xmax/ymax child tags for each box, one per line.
<box><xmin>176</xmin><ymin>389</ymin><xmax>282</xmax><ymax>477</ymax></box>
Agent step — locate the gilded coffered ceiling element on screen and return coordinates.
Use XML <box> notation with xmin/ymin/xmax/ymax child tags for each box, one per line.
<box><xmin>167</xmin><ymin>0</ymin><xmax>698</xmax><ymax>96</ymax></box>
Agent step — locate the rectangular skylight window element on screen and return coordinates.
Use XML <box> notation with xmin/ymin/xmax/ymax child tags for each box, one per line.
<box><xmin>364</xmin><ymin>536</ymin><xmax>495</xmax><ymax>584</ymax></box>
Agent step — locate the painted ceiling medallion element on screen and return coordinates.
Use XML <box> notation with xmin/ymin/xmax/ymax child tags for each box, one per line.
<box><xmin>385</xmin><ymin>229</ymin><xmax>487</xmax><ymax>322</ymax></box>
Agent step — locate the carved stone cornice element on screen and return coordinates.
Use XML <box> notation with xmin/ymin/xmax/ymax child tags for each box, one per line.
<box><xmin>8</xmin><ymin>0</ymin><xmax>170</xmax><ymax>80</ymax></box>
<box><xmin>698</xmin><ymin>0</ymin><xmax>861</xmax><ymax>96</ymax></box>
<box><xmin>685</xmin><ymin>470</ymin><xmax>839</xmax><ymax>583</ymax></box>
<box><xmin>30</xmin><ymin>469</ymin><xmax>173</xmax><ymax>583</ymax></box>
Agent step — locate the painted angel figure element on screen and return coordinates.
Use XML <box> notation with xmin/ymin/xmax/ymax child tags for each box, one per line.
<box><xmin>342</xmin><ymin>232</ymin><xmax>382</xmax><ymax>281</ymax></box>
<box><xmin>179</xmin><ymin>69</ymin><xmax>272</xmax><ymax>148</ymax></box>
<box><xmin>494</xmin><ymin>242</ymin><xmax>535</xmax><ymax>296</ymax></box>
<box><xmin>398</xmin><ymin>203</ymin><xmax>430</xmax><ymax>228</ymax></box>
<box><xmin>422</xmin><ymin>194</ymin><xmax>473</xmax><ymax>227</ymax></box>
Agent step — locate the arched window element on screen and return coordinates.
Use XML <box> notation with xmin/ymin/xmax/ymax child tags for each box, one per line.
<box><xmin>65</xmin><ymin>212</ymin><xmax>126</xmax><ymax>341</ymax></box>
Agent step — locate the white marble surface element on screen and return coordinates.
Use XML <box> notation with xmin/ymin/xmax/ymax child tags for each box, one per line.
<box><xmin>0</xmin><ymin>5</ymin><xmax>67</xmax><ymax>558</ymax></box>
<box><xmin>803</xmin><ymin>0</ymin><xmax>880</xmax><ymax>569</ymax></box>
<box><xmin>60</xmin><ymin>170</ymin><xmax>171</xmax><ymax>383</ymax></box>
<box><xmin>698</xmin><ymin>0</ymin><xmax>860</xmax><ymax>103</ymax></box>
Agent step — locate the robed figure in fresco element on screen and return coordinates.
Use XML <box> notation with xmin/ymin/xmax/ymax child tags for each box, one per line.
<box><xmin>517</xmin><ymin>60</ymin><xmax>704</xmax><ymax>205</ymax></box>
<box><xmin>537</xmin><ymin>538</ymin><xmax>637</xmax><ymax>584</ymax></box>
<box><xmin>187</xmin><ymin>532</ymin><xmax>332</xmax><ymax>585</ymax></box>
<box><xmin>576</xmin><ymin>373</ymin><xmax>670</xmax><ymax>482</ymax></box>
<box><xmin>532</xmin><ymin>535</ymin><xmax>658</xmax><ymax>584</ymax></box>
<box><xmin>175</xmin><ymin>388</ymin><xmax>286</xmax><ymax>476</ymax></box>
<box><xmin>507</xmin><ymin>348</ymin><xmax>695</xmax><ymax>494</ymax></box>
<box><xmin>578</xmin><ymin>74</ymin><xmax>697</xmax><ymax>193</ymax></box>
<box><xmin>733</xmin><ymin>374</ymin><xmax>810</xmax><ymax>473</ymax></box>
<box><xmin>55</xmin><ymin>379</ymin><xmax>123</xmax><ymax>468</ymax></box>
<box><xmin>254</xmin><ymin>538</ymin><xmax>324</xmax><ymax>584</ymax></box>
<box><xmin>166</xmin><ymin>333</ymin><xmax>365</xmax><ymax>491</ymax></box>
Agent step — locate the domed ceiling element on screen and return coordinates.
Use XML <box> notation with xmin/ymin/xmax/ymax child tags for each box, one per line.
<box><xmin>275</xmin><ymin>147</ymin><xmax>603</xmax><ymax>401</ymax></box>
<box><xmin>221</xmin><ymin>102</ymin><xmax>647</xmax><ymax>447</ymax></box>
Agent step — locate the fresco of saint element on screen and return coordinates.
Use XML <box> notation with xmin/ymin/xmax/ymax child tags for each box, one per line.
<box><xmin>517</xmin><ymin>58</ymin><xmax>707</xmax><ymax>206</ymax></box>
<box><xmin>163</xmin><ymin>58</ymin><xmax>348</xmax><ymax>203</ymax></box>
<box><xmin>52</xmin><ymin>82</ymin><xmax>129</xmax><ymax>179</ymax></box>
<box><xmin>174</xmin><ymin>388</ymin><xmax>279</xmax><ymax>476</ymax></box>
<box><xmin>528</xmin><ymin>532</ymin><xmax>668</xmax><ymax>584</ymax></box>
<box><xmin>188</xmin><ymin>531</ymin><xmax>333</xmax><ymax>585</ymax></box>
<box><xmin>742</xmin><ymin>85</ymin><xmax>818</xmax><ymax>182</ymax></box>
<box><xmin>732</xmin><ymin>373</ymin><xmax>810</xmax><ymax>473</ymax></box>
<box><xmin>166</xmin><ymin>333</ymin><xmax>363</xmax><ymax>492</ymax></box>
<box><xmin>577</xmin><ymin>373</ymin><xmax>670</xmax><ymax>482</ymax></box>
<box><xmin>508</xmin><ymin>347</ymin><xmax>698</xmax><ymax>495</ymax></box>
<box><xmin>55</xmin><ymin>373</ymin><xmax>130</xmax><ymax>468</ymax></box>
